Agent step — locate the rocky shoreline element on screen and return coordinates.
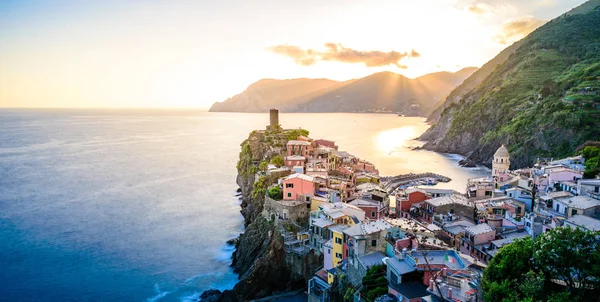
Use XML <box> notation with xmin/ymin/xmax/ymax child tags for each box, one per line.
<box><xmin>199</xmin><ymin>129</ymin><xmax>321</xmax><ymax>302</ymax></box>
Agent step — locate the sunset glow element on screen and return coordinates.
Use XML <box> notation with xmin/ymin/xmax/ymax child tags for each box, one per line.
<box><xmin>0</xmin><ymin>0</ymin><xmax>587</xmax><ymax>108</ymax></box>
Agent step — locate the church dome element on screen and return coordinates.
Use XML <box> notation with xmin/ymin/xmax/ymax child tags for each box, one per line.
<box><xmin>494</xmin><ymin>144</ymin><xmax>509</xmax><ymax>158</ymax></box>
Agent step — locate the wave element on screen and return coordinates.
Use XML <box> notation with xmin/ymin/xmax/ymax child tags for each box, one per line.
<box><xmin>145</xmin><ymin>284</ymin><xmax>172</xmax><ymax>302</ymax></box>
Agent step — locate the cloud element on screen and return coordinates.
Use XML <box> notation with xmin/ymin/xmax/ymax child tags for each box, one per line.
<box><xmin>467</xmin><ymin>4</ymin><xmax>486</xmax><ymax>14</ymax></box>
<box><xmin>267</xmin><ymin>43</ymin><xmax>420</xmax><ymax>68</ymax></box>
<box><xmin>494</xmin><ymin>16</ymin><xmax>546</xmax><ymax>44</ymax></box>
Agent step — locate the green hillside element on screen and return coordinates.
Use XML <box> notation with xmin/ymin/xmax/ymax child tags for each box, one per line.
<box><xmin>421</xmin><ymin>2</ymin><xmax>600</xmax><ymax>168</ymax></box>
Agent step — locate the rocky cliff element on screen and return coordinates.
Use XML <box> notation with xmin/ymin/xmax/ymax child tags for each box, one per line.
<box><xmin>201</xmin><ymin>129</ymin><xmax>322</xmax><ymax>301</ymax></box>
<box><xmin>420</xmin><ymin>1</ymin><xmax>600</xmax><ymax>168</ymax></box>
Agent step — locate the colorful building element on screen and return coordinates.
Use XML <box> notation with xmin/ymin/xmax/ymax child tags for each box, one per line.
<box><xmin>283</xmin><ymin>173</ymin><xmax>316</xmax><ymax>201</ymax></box>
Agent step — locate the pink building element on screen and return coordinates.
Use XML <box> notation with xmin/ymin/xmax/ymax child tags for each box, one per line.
<box><xmin>285</xmin><ymin>155</ymin><xmax>306</xmax><ymax>168</ymax></box>
<box><xmin>287</xmin><ymin>140</ymin><xmax>311</xmax><ymax>157</ymax></box>
<box><xmin>352</xmin><ymin>160</ymin><xmax>379</xmax><ymax>175</ymax></box>
<box><xmin>315</xmin><ymin>139</ymin><xmax>338</xmax><ymax>150</ymax></box>
<box><xmin>282</xmin><ymin>173</ymin><xmax>316</xmax><ymax>201</ymax></box>
<box><xmin>460</xmin><ymin>223</ymin><xmax>495</xmax><ymax>263</ymax></box>
<box><xmin>546</xmin><ymin>167</ymin><xmax>583</xmax><ymax>192</ymax></box>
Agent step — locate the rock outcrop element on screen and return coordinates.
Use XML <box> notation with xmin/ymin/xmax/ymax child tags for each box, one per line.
<box><xmin>201</xmin><ymin>129</ymin><xmax>322</xmax><ymax>301</ymax></box>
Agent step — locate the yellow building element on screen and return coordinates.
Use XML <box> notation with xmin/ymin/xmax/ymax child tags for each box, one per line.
<box><xmin>329</xmin><ymin>224</ymin><xmax>348</xmax><ymax>268</ymax></box>
<box><xmin>310</xmin><ymin>195</ymin><xmax>329</xmax><ymax>212</ymax></box>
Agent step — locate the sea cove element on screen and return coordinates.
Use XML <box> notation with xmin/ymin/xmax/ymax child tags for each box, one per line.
<box><xmin>0</xmin><ymin>110</ymin><xmax>487</xmax><ymax>301</ymax></box>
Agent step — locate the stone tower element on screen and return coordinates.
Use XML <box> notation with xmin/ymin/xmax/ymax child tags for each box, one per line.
<box><xmin>492</xmin><ymin>144</ymin><xmax>510</xmax><ymax>177</ymax></box>
<box><xmin>269</xmin><ymin>108</ymin><xmax>279</xmax><ymax>129</ymax></box>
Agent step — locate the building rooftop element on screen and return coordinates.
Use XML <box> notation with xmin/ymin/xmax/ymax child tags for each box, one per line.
<box><xmin>312</xmin><ymin>217</ymin><xmax>335</xmax><ymax>228</ymax></box>
<box><xmin>418</xmin><ymin>187</ymin><xmax>460</xmax><ymax>195</ymax></box>
<box><xmin>464</xmin><ymin>223</ymin><xmax>494</xmax><ymax>235</ymax></box>
<box><xmin>445</xmin><ymin>225</ymin><xmax>468</xmax><ymax>236</ymax></box>
<box><xmin>564</xmin><ymin>196</ymin><xmax>600</xmax><ymax>210</ymax></box>
<box><xmin>358</xmin><ymin>252</ymin><xmax>386</xmax><ymax>268</ymax></box>
<box><xmin>426</xmin><ymin>194</ymin><xmax>470</xmax><ymax>207</ymax></box>
<box><xmin>349</xmin><ymin>197</ymin><xmax>380</xmax><ymax>207</ymax></box>
<box><xmin>468</xmin><ymin>177</ymin><xmax>494</xmax><ymax>185</ymax></box>
<box><xmin>286</xmin><ymin>140</ymin><xmax>311</xmax><ymax>146</ymax></box>
<box><xmin>387</xmin><ymin>257</ymin><xmax>417</xmax><ymax>275</ymax></box>
<box><xmin>565</xmin><ymin>215</ymin><xmax>600</xmax><ymax>231</ymax></box>
<box><xmin>386</xmin><ymin>218</ymin><xmax>429</xmax><ymax>233</ymax></box>
<box><xmin>494</xmin><ymin>144</ymin><xmax>509</xmax><ymax>158</ymax></box>
<box><xmin>328</xmin><ymin>224</ymin><xmax>349</xmax><ymax>234</ymax></box>
<box><xmin>405</xmin><ymin>187</ymin><xmax>427</xmax><ymax>195</ymax></box>
<box><xmin>343</xmin><ymin>219</ymin><xmax>394</xmax><ymax>237</ymax></box>
<box><xmin>540</xmin><ymin>191</ymin><xmax>574</xmax><ymax>200</ymax></box>
<box><xmin>411</xmin><ymin>250</ymin><xmax>466</xmax><ymax>270</ymax></box>
<box><xmin>491</xmin><ymin>233</ymin><xmax>529</xmax><ymax>248</ymax></box>
<box><xmin>580</xmin><ymin>179</ymin><xmax>600</xmax><ymax>186</ymax></box>
<box><xmin>283</xmin><ymin>173</ymin><xmax>315</xmax><ymax>182</ymax></box>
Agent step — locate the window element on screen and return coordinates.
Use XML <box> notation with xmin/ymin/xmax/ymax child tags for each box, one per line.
<box><xmin>327</xmin><ymin>249</ymin><xmax>331</xmax><ymax>254</ymax></box>
<box><xmin>345</xmin><ymin>250</ymin><xmax>348</xmax><ymax>257</ymax></box>
<box><xmin>287</xmin><ymin>192</ymin><xmax>292</xmax><ymax>198</ymax></box>
<box><xmin>286</xmin><ymin>183</ymin><xmax>294</xmax><ymax>188</ymax></box>
<box><xmin>371</xmin><ymin>239</ymin><xmax>377</xmax><ymax>247</ymax></box>
<box><xmin>501</xmin><ymin>158</ymin><xmax>503</xmax><ymax>163</ymax></box>
<box><xmin>371</xmin><ymin>211</ymin><xmax>376</xmax><ymax>218</ymax></box>
<box><xmin>335</xmin><ymin>237</ymin><xmax>342</xmax><ymax>245</ymax></box>
<box><xmin>336</xmin><ymin>253</ymin><xmax>342</xmax><ymax>259</ymax></box>
<box><xmin>306</xmin><ymin>196</ymin><xmax>310</xmax><ymax>202</ymax></box>
<box><xmin>390</xmin><ymin>272</ymin><xmax>399</xmax><ymax>284</ymax></box>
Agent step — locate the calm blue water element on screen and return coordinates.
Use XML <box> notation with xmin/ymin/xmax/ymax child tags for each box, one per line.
<box><xmin>0</xmin><ymin>109</ymin><xmax>487</xmax><ymax>301</ymax></box>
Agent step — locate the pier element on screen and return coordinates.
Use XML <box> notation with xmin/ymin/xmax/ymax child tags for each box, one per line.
<box><xmin>380</xmin><ymin>172</ymin><xmax>451</xmax><ymax>192</ymax></box>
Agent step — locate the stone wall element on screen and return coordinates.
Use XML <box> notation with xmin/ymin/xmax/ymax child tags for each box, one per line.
<box><xmin>263</xmin><ymin>195</ymin><xmax>309</xmax><ymax>222</ymax></box>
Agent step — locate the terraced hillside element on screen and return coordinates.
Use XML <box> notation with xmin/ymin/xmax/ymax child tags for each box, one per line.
<box><xmin>420</xmin><ymin>2</ymin><xmax>600</xmax><ymax>168</ymax></box>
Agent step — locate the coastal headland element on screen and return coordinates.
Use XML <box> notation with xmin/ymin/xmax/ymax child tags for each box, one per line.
<box><xmin>199</xmin><ymin>110</ymin><xmax>450</xmax><ymax>301</ymax></box>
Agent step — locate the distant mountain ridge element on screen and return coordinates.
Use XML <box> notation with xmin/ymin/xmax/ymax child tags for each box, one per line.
<box><xmin>209</xmin><ymin>67</ymin><xmax>477</xmax><ymax>116</ymax></box>
<box><xmin>420</xmin><ymin>0</ymin><xmax>600</xmax><ymax>168</ymax></box>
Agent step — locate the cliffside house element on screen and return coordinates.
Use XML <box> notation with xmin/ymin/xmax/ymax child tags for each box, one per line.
<box><xmin>283</xmin><ymin>173</ymin><xmax>316</xmax><ymax>202</ymax></box>
<box><xmin>466</xmin><ymin>177</ymin><xmax>494</xmax><ymax>199</ymax></box>
<box><xmin>553</xmin><ymin>195</ymin><xmax>600</xmax><ymax>218</ymax></box>
<box><xmin>287</xmin><ymin>140</ymin><xmax>312</xmax><ymax>157</ymax></box>
<box><xmin>459</xmin><ymin>223</ymin><xmax>495</xmax><ymax>263</ymax></box>
<box><xmin>386</xmin><ymin>250</ymin><xmax>471</xmax><ymax>301</ymax></box>
<box><xmin>349</xmin><ymin>195</ymin><xmax>388</xmax><ymax>221</ymax></box>
<box><xmin>315</xmin><ymin>139</ymin><xmax>338</xmax><ymax>150</ymax></box>
<box><xmin>285</xmin><ymin>155</ymin><xmax>306</xmax><ymax>169</ymax></box>
<box><xmin>397</xmin><ymin>187</ymin><xmax>430</xmax><ymax>214</ymax></box>
<box><xmin>422</xmin><ymin>194</ymin><xmax>473</xmax><ymax>223</ymax></box>
<box><xmin>579</xmin><ymin>179</ymin><xmax>600</xmax><ymax>199</ymax></box>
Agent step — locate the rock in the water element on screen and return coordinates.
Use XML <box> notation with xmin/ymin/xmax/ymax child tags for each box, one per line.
<box><xmin>218</xmin><ymin>290</ymin><xmax>239</xmax><ymax>302</ymax></box>
<box><xmin>458</xmin><ymin>159</ymin><xmax>476</xmax><ymax>168</ymax></box>
<box><xmin>199</xmin><ymin>289</ymin><xmax>222</xmax><ymax>302</ymax></box>
<box><xmin>226</xmin><ymin>237</ymin><xmax>239</xmax><ymax>245</ymax></box>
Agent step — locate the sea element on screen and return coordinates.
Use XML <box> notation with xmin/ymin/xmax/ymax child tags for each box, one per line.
<box><xmin>0</xmin><ymin>109</ymin><xmax>488</xmax><ymax>301</ymax></box>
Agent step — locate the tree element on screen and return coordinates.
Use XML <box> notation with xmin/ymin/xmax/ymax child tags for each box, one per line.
<box><xmin>267</xmin><ymin>186</ymin><xmax>282</xmax><ymax>200</ymax></box>
<box><xmin>578</xmin><ymin>145</ymin><xmax>600</xmax><ymax>178</ymax></box>
<box><xmin>258</xmin><ymin>161</ymin><xmax>268</xmax><ymax>172</ymax></box>
<box><xmin>482</xmin><ymin>237</ymin><xmax>535</xmax><ymax>301</ymax></box>
<box><xmin>482</xmin><ymin>227</ymin><xmax>600</xmax><ymax>301</ymax></box>
<box><xmin>270</xmin><ymin>155</ymin><xmax>284</xmax><ymax>167</ymax></box>
<box><xmin>286</xmin><ymin>128</ymin><xmax>309</xmax><ymax>140</ymax></box>
<box><xmin>532</xmin><ymin>227</ymin><xmax>600</xmax><ymax>299</ymax></box>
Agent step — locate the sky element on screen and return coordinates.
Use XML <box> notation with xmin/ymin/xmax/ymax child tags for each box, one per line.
<box><xmin>0</xmin><ymin>0</ymin><xmax>588</xmax><ymax>108</ymax></box>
